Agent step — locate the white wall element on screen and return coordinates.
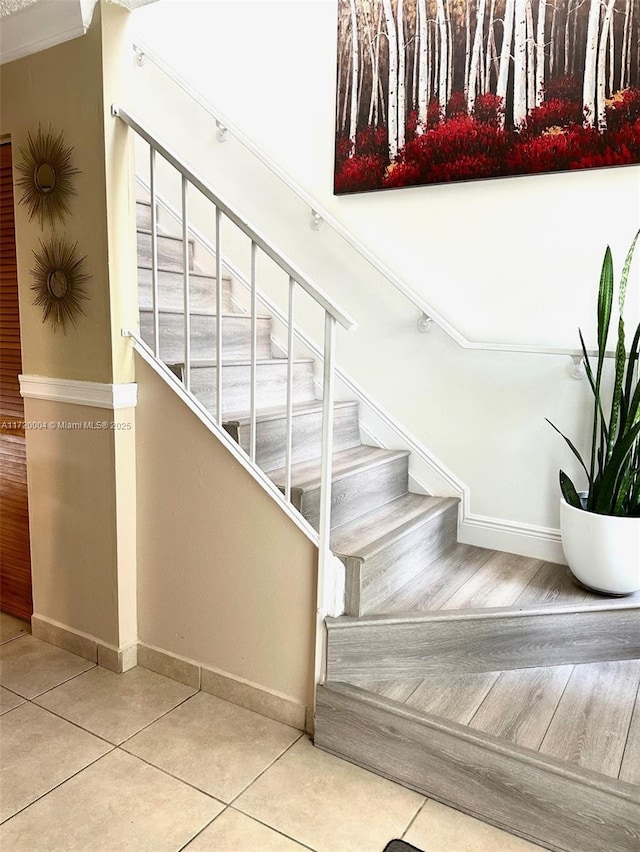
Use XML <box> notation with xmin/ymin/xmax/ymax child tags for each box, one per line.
<box><xmin>129</xmin><ymin>0</ymin><xmax>640</xmax><ymax>558</ymax></box>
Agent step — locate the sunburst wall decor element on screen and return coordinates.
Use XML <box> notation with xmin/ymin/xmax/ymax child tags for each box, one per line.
<box><xmin>16</xmin><ymin>126</ymin><xmax>80</xmax><ymax>228</ymax></box>
<box><xmin>30</xmin><ymin>238</ymin><xmax>90</xmax><ymax>332</ymax></box>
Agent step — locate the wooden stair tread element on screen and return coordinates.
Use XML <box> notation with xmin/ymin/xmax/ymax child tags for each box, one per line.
<box><xmin>330</xmin><ymin>493</ymin><xmax>459</xmax><ymax>560</ymax></box>
<box><xmin>138</xmin><ymin>307</ymin><xmax>270</xmax><ymax>319</ymax></box>
<box><xmin>165</xmin><ymin>357</ymin><xmax>314</xmax><ymax>367</ymax></box>
<box><xmin>267</xmin><ymin>444</ymin><xmax>409</xmax><ymax>491</ymax></box>
<box><xmin>316</xmin><ymin>680</ymin><xmax>640</xmax><ymax>852</ymax></box>
<box><xmin>340</xmin><ymin>657</ymin><xmax>640</xmax><ymax>783</ymax></box>
<box><xmin>137</xmin><ymin>227</ymin><xmax>189</xmax><ymax>242</ymax></box>
<box><xmin>222</xmin><ymin>399</ymin><xmax>358</xmax><ymax>426</ymax></box>
<box><xmin>137</xmin><ymin>263</ymin><xmax>231</xmax><ymax>281</ymax></box>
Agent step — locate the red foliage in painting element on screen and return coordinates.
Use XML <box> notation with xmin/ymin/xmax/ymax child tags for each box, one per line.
<box><xmin>522</xmin><ymin>99</ymin><xmax>584</xmax><ymax>136</ymax></box>
<box><xmin>544</xmin><ymin>74</ymin><xmax>583</xmax><ymax>103</ymax></box>
<box><xmin>383</xmin><ymin>161</ymin><xmax>423</xmax><ymax>188</ymax></box>
<box><xmin>605</xmin><ymin>88</ymin><xmax>640</xmax><ymax>131</ymax></box>
<box><xmin>356</xmin><ymin>125</ymin><xmax>388</xmax><ymax>157</ymax></box>
<box><xmin>334</xmin><ymin>154</ymin><xmax>386</xmax><ymax>193</ymax></box>
<box><xmin>426</xmin><ymin>98</ymin><xmax>442</xmax><ymax>128</ymax></box>
<box><xmin>335</xmin><ymin>136</ymin><xmax>353</xmax><ymax>166</ymax></box>
<box><xmin>406</xmin><ymin>110</ymin><xmax>419</xmax><ymax>141</ymax></box>
<box><xmin>447</xmin><ymin>91</ymin><xmax>467</xmax><ymax>117</ymax></box>
<box><xmin>335</xmin><ymin>84</ymin><xmax>640</xmax><ymax>193</ymax></box>
<box><xmin>472</xmin><ymin>93</ymin><xmax>504</xmax><ymax>124</ymax></box>
<box><xmin>386</xmin><ymin>115</ymin><xmax>509</xmax><ymax>185</ymax></box>
<box><xmin>611</xmin><ymin>119</ymin><xmax>640</xmax><ymax>157</ymax></box>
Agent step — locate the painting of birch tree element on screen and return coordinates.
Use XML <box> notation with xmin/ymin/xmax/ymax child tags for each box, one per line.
<box><xmin>334</xmin><ymin>0</ymin><xmax>640</xmax><ymax>192</ymax></box>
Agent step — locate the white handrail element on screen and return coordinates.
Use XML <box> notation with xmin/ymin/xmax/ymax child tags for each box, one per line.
<box><xmin>135</xmin><ymin>174</ymin><xmax>466</xmax><ymax>503</ymax></box>
<box><xmin>131</xmin><ymin>38</ymin><xmax>603</xmax><ymax>361</ymax></box>
<box><xmin>113</xmin><ymin>104</ymin><xmax>357</xmax><ymax>334</ymax></box>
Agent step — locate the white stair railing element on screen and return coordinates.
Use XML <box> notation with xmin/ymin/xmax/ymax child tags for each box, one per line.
<box><xmin>113</xmin><ymin>105</ymin><xmax>357</xmax><ymax>685</ymax></box>
<box><xmin>130</xmin><ymin>38</ymin><xmax>609</xmax><ymax>366</ymax></box>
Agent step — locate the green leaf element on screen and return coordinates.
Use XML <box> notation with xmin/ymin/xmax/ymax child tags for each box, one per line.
<box><xmin>622</xmin><ymin>323</ymin><xmax>640</xmax><ymax>429</ymax></box>
<box><xmin>613</xmin><ymin>467</ymin><xmax>635</xmax><ymax>515</ymax></box>
<box><xmin>617</xmin><ymin>229</ymin><xmax>640</xmax><ymax>314</ymax></box>
<box><xmin>559</xmin><ymin>471</ymin><xmax>582</xmax><ymax>508</ymax></box>
<box><xmin>597</xmin><ymin>246</ymin><xmax>614</xmax><ymax>359</ymax></box>
<box><xmin>546</xmin><ymin>419</ymin><xmax>591</xmax><ymax>485</ymax></box>
<box><xmin>593</xmin><ymin>420</ymin><xmax>640</xmax><ymax>514</ymax></box>
<box><xmin>608</xmin><ymin>316</ymin><xmax>626</xmax><ymax>459</ymax></box>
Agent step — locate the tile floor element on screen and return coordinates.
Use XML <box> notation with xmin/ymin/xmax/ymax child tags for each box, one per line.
<box><xmin>0</xmin><ymin>612</ymin><xmax>543</xmax><ymax>851</ymax></box>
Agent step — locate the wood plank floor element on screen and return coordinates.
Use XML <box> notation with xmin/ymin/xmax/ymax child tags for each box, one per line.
<box><xmin>365</xmin><ymin>543</ymin><xmax>640</xmax><ymax>616</ymax></box>
<box><xmin>359</xmin><ymin>658</ymin><xmax>640</xmax><ymax>783</ymax></box>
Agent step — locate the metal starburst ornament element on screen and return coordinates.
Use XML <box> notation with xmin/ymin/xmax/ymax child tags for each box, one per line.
<box><xmin>30</xmin><ymin>238</ymin><xmax>90</xmax><ymax>332</ymax></box>
<box><xmin>16</xmin><ymin>126</ymin><xmax>80</xmax><ymax>228</ymax></box>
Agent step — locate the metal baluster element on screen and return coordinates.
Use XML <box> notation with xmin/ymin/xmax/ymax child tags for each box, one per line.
<box><xmin>215</xmin><ymin>207</ymin><xmax>223</xmax><ymax>423</ymax></box>
<box><xmin>284</xmin><ymin>277</ymin><xmax>296</xmax><ymax>501</ymax></box>
<box><xmin>149</xmin><ymin>146</ymin><xmax>160</xmax><ymax>359</ymax></box>
<box><xmin>182</xmin><ymin>175</ymin><xmax>191</xmax><ymax>392</ymax></box>
<box><xmin>250</xmin><ymin>242</ymin><xmax>258</xmax><ymax>462</ymax></box>
<box><xmin>315</xmin><ymin>312</ymin><xmax>336</xmax><ymax>686</ymax></box>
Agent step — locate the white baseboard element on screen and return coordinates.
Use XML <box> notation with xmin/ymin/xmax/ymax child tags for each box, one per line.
<box><xmin>459</xmin><ymin>515</ymin><xmax>565</xmax><ymax>563</ymax></box>
<box><xmin>31</xmin><ymin>614</ymin><xmax>137</xmax><ymax>673</ymax></box>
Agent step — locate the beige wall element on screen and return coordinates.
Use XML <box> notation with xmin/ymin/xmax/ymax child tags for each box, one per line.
<box><xmin>1</xmin><ymin>2</ymin><xmax>317</xmax><ymax>700</ymax></box>
<box><xmin>1</xmin><ymin>2</ymin><xmax>138</xmax><ymax>649</ymax></box>
<box><xmin>23</xmin><ymin>398</ymin><xmax>135</xmax><ymax>645</ymax></box>
<box><xmin>1</xmin><ymin>2</ymin><xmax>113</xmax><ymax>383</ymax></box>
<box><xmin>135</xmin><ymin>357</ymin><xmax>317</xmax><ymax>708</ymax></box>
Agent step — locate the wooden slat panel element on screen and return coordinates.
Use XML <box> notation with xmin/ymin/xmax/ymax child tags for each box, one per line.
<box><xmin>0</xmin><ymin>142</ymin><xmax>32</xmax><ymax>622</ymax></box>
<box><xmin>540</xmin><ymin>660</ymin><xmax>640</xmax><ymax>779</ymax></box>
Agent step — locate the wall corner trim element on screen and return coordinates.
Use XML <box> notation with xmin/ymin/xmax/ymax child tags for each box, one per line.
<box><xmin>19</xmin><ymin>375</ymin><xmax>137</xmax><ymax>409</ymax></box>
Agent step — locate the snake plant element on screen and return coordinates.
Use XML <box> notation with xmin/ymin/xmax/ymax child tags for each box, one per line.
<box><xmin>548</xmin><ymin>230</ymin><xmax>640</xmax><ymax>517</ymax></box>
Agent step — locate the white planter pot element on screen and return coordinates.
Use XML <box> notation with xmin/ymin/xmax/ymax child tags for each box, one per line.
<box><xmin>560</xmin><ymin>498</ymin><xmax>640</xmax><ymax>595</ymax></box>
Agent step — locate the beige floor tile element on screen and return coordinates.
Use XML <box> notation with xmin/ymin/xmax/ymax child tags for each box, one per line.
<box><xmin>185</xmin><ymin>807</ymin><xmax>309</xmax><ymax>851</ymax></box>
<box><xmin>234</xmin><ymin>736</ymin><xmax>424</xmax><ymax>852</ymax></box>
<box><xmin>404</xmin><ymin>800</ymin><xmax>545</xmax><ymax>852</ymax></box>
<box><xmin>0</xmin><ymin>613</ymin><xmax>30</xmax><ymax>644</ymax></box>
<box><xmin>0</xmin><ymin>702</ymin><xmax>112</xmax><ymax>822</ymax></box>
<box><xmin>123</xmin><ymin>691</ymin><xmax>301</xmax><ymax>802</ymax></box>
<box><xmin>0</xmin><ymin>749</ymin><xmax>223</xmax><ymax>852</ymax></box>
<box><xmin>0</xmin><ymin>635</ymin><xmax>94</xmax><ymax>698</ymax></box>
<box><xmin>0</xmin><ymin>685</ymin><xmax>25</xmax><ymax>715</ymax></box>
<box><xmin>33</xmin><ymin>664</ymin><xmax>196</xmax><ymax>745</ymax></box>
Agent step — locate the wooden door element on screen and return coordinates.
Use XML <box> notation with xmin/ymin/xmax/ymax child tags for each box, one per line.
<box><xmin>0</xmin><ymin>141</ymin><xmax>33</xmax><ymax>621</ymax></box>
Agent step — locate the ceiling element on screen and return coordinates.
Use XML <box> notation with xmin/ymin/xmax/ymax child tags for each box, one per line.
<box><xmin>0</xmin><ymin>0</ymin><xmax>159</xmax><ymax>65</ymax></box>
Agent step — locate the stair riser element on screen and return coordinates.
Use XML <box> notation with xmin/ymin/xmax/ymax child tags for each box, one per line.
<box><xmin>138</xmin><ymin>267</ymin><xmax>233</xmax><ymax>314</ymax></box>
<box><xmin>326</xmin><ymin>608</ymin><xmax>640</xmax><ymax>682</ymax></box>
<box><xmin>316</xmin><ymin>685</ymin><xmax>640</xmax><ymax>852</ymax></box>
<box><xmin>226</xmin><ymin>405</ymin><xmax>361</xmax><ymax>471</ymax></box>
<box><xmin>139</xmin><ymin>311</ymin><xmax>272</xmax><ymax>361</ymax></box>
<box><xmin>294</xmin><ymin>455</ymin><xmax>409</xmax><ymax>532</ymax></box>
<box><xmin>136</xmin><ymin>201</ymin><xmax>152</xmax><ymax>231</ymax></box>
<box><xmin>138</xmin><ymin>231</ymin><xmax>194</xmax><ymax>271</ymax></box>
<box><xmin>343</xmin><ymin>503</ymin><xmax>459</xmax><ymax>617</ymax></box>
<box><xmin>189</xmin><ymin>362</ymin><xmax>316</xmax><ymax>416</ymax></box>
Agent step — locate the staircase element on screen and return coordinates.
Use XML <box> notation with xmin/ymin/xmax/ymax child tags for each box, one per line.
<box><xmin>134</xmin><ymin>195</ymin><xmax>640</xmax><ymax>852</ymax></box>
